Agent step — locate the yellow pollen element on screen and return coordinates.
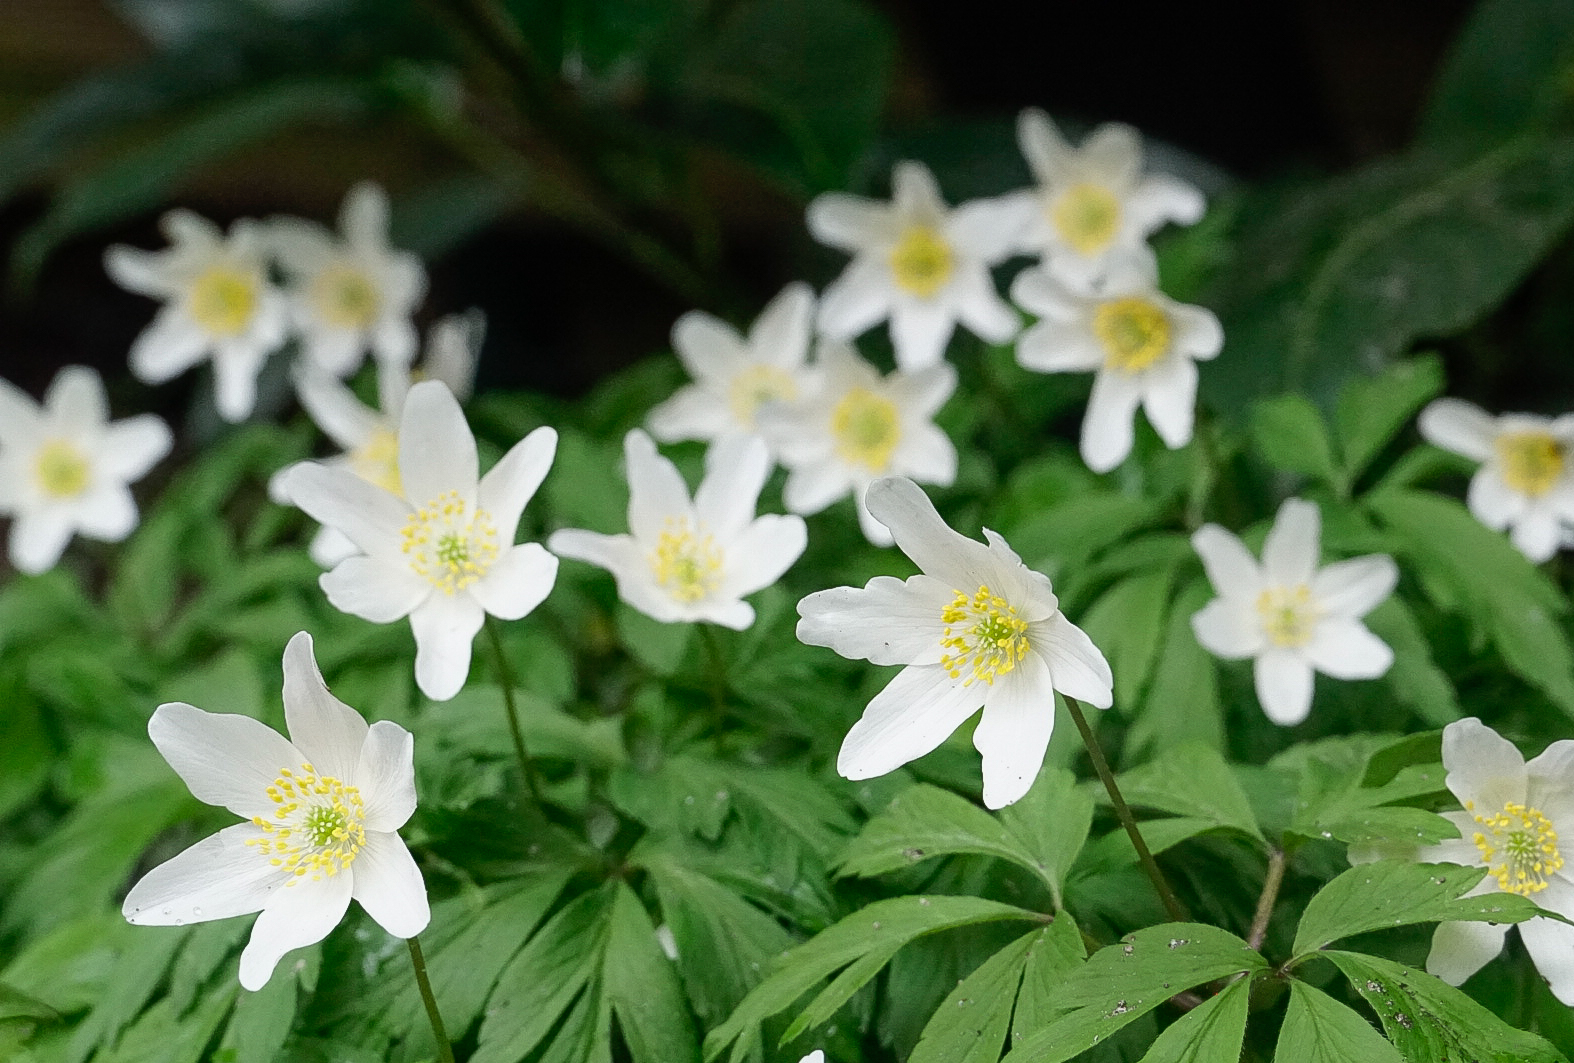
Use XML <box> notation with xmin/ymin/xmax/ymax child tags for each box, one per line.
<box><xmin>34</xmin><ymin>439</ymin><xmax>90</xmax><ymax>498</ymax></box>
<box><xmin>1256</xmin><ymin>584</ymin><xmax>1318</xmax><ymax>648</ymax></box>
<box><xmin>727</xmin><ymin>365</ymin><xmax>798</xmax><ymax>428</ymax></box>
<box><xmin>1092</xmin><ymin>297</ymin><xmax>1172</xmax><ymax>373</ymax></box>
<box><xmin>831</xmin><ymin>387</ymin><xmax>902</xmax><ymax>472</ymax></box>
<box><xmin>244</xmin><ymin>763</ymin><xmax>366</xmax><ymax>883</ymax></box>
<box><xmin>400</xmin><ymin>489</ymin><xmax>500</xmax><ymax>594</ymax></box>
<box><xmin>1472</xmin><ymin>801</ymin><xmax>1563</xmax><ymax>896</ymax></box>
<box><xmin>939</xmin><ymin>585</ymin><xmax>1030</xmax><ymax>687</ymax></box>
<box><xmin>648</xmin><ymin>518</ymin><xmax>723</xmax><ymax>603</ymax></box>
<box><xmin>889</xmin><ymin>225</ymin><xmax>955</xmax><ymax>298</ymax></box>
<box><xmin>1496</xmin><ymin>430</ymin><xmax>1565</xmax><ymax>497</ymax></box>
<box><xmin>1051</xmin><ymin>182</ymin><xmax>1121</xmax><ymax>256</ymax></box>
<box><xmin>188</xmin><ymin>264</ymin><xmax>259</xmax><ymax>337</ymax></box>
<box><xmin>350</xmin><ymin>427</ymin><xmax>402</xmax><ymax>495</ymax></box>
<box><xmin>312</xmin><ymin>262</ymin><xmax>382</xmax><ymax>329</ymax></box>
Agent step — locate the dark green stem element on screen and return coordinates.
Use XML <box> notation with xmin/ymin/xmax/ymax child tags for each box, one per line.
<box><xmin>1064</xmin><ymin>695</ymin><xmax>1188</xmax><ymax>923</ymax></box>
<box><xmin>698</xmin><ymin>624</ymin><xmax>730</xmax><ymax>753</ymax></box>
<box><xmin>484</xmin><ymin>616</ymin><xmax>544</xmax><ymax>804</ymax></box>
<box><xmin>407</xmin><ymin>936</ymin><xmax>456</xmax><ymax>1063</ymax></box>
<box><xmin>1248</xmin><ymin>848</ymin><xmax>1286</xmax><ymax>950</ymax></box>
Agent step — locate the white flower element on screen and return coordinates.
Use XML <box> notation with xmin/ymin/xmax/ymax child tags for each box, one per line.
<box><xmin>548</xmin><ymin>430</ymin><xmax>806</xmax><ymax>629</ymax></box>
<box><xmin>1008</xmin><ymin>108</ymin><xmax>1205</xmax><ymax>289</ymax></box>
<box><xmin>808</xmin><ymin>161</ymin><xmax>1021</xmax><ymax>371</ymax></box>
<box><xmin>271</xmin><ymin>313</ymin><xmax>483</xmax><ymax>567</ymax></box>
<box><xmin>269</xmin><ymin>182</ymin><xmax>427</xmax><ymax>377</ymax></box>
<box><xmin>1416</xmin><ymin>717</ymin><xmax>1574</xmax><ymax>1003</ymax></box>
<box><xmin>796</xmin><ymin>476</ymin><xmax>1113</xmax><ymax>809</ymax></box>
<box><xmin>1011</xmin><ymin>259</ymin><xmax>1221</xmax><ymax>473</ymax></box>
<box><xmin>647</xmin><ymin>283</ymin><xmax>815</xmax><ymax>444</ymax></box>
<box><xmin>283</xmin><ymin>381</ymin><xmax>559</xmax><ymax>701</ymax></box>
<box><xmin>1418</xmin><ymin>398</ymin><xmax>1574</xmax><ymax>563</ymax></box>
<box><xmin>105</xmin><ymin>210</ymin><xmax>290</xmax><ymax>421</ymax></box>
<box><xmin>122</xmin><ymin>631</ymin><xmax>429</xmax><ymax>991</ymax></box>
<box><xmin>1190</xmin><ymin>498</ymin><xmax>1397</xmax><ymax>725</ymax></box>
<box><xmin>0</xmin><ymin>366</ymin><xmax>172</xmax><ymax>574</ymax></box>
<box><xmin>761</xmin><ymin>340</ymin><xmax>957</xmax><ymax>545</ymax></box>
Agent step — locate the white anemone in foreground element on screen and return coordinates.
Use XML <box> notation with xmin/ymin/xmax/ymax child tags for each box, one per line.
<box><xmin>1010</xmin><ymin>260</ymin><xmax>1221</xmax><ymax>472</ymax></box>
<box><xmin>269</xmin><ymin>182</ymin><xmax>428</xmax><ymax>377</ymax></box>
<box><xmin>647</xmin><ymin>282</ymin><xmax>815</xmax><ymax>444</ymax></box>
<box><xmin>0</xmin><ymin>366</ymin><xmax>172</xmax><ymax>574</ymax></box>
<box><xmin>548</xmin><ymin>430</ymin><xmax>807</xmax><ymax>629</ymax></box>
<box><xmin>1416</xmin><ymin>717</ymin><xmax>1574</xmax><ymax>1003</ymax></box>
<box><xmin>123</xmin><ymin>632</ymin><xmax>429</xmax><ymax>991</ymax></box>
<box><xmin>1418</xmin><ymin>398</ymin><xmax>1574</xmax><ymax>563</ymax></box>
<box><xmin>284</xmin><ymin>381</ymin><xmax>559</xmax><ymax>700</ymax></box>
<box><xmin>1190</xmin><ymin>498</ymin><xmax>1397</xmax><ymax>725</ymax></box>
<box><xmin>105</xmin><ymin>210</ymin><xmax>289</xmax><ymax>421</ymax></box>
<box><xmin>762</xmin><ymin>340</ymin><xmax>957</xmax><ymax>545</ymax></box>
<box><xmin>808</xmin><ymin>161</ymin><xmax>1020</xmax><ymax>371</ymax></box>
<box><xmin>796</xmin><ymin>476</ymin><xmax>1112</xmax><ymax>808</ymax></box>
<box><xmin>1008</xmin><ymin>108</ymin><xmax>1205</xmax><ymax>289</ymax></box>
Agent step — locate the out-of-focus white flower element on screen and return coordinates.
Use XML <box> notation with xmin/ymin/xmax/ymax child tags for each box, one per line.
<box><xmin>283</xmin><ymin>382</ymin><xmax>558</xmax><ymax>701</ymax></box>
<box><xmin>123</xmin><ymin>631</ymin><xmax>429</xmax><ymax>991</ymax></box>
<box><xmin>269</xmin><ymin>183</ymin><xmax>427</xmax><ymax>377</ymax></box>
<box><xmin>1011</xmin><ymin>260</ymin><xmax>1221</xmax><ymax>473</ymax></box>
<box><xmin>761</xmin><ymin>340</ymin><xmax>957</xmax><ymax>545</ymax></box>
<box><xmin>548</xmin><ymin>430</ymin><xmax>806</xmax><ymax>629</ymax></box>
<box><xmin>808</xmin><ymin>161</ymin><xmax>1020</xmax><ymax>371</ymax></box>
<box><xmin>272</xmin><ymin>313</ymin><xmax>483</xmax><ymax>567</ymax></box>
<box><xmin>1418</xmin><ymin>398</ymin><xmax>1574</xmax><ymax>563</ymax></box>
<box><xmin>106</xmin><ymin>210</ymin><xmax>290</xmax><ymax>421</ymax></box>
<box><xmin>647</xmin><ymin>283</ymin><xmax>815</xmax><ymax>444</ymax></box>
<box><xmin>0</xmin><ymin>366</ymin><xmax>172</xmax><ymax>574</ymax></box>
<box><xmin>1007</xmin><ymin>108</ymin><xmax>1204</xmax><ymax>289</ymax></box>
<box><xmin>796</xmin><ymin>477</ymin><xmax>1112</xmax><ymax>808</ymax></box>
<box><xmin>1191</xmin><ymin>498</ymin><xmax>1397</xmax><ymax>726</ymax></box>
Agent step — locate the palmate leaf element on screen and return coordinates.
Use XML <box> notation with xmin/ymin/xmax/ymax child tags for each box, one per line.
<box><xmin>1134</xmin><ymin>977</ymin><xmax>1250</xmax><ymax>1063</ymax></box>
<box><xmin>1333</xmin><ymin>355</ymin><xmax>1445</xmax><ymax>484</ymax></box>
<box><xmin>1112</xmin><ymin>743</ymin><xmax>1264</xmax><ymax>845</ymax></box>
<box><xmin>1250</xmin><ymin>395</ymin><xmax>1342</xmax><ymax>487</ymax></box>
<box><xmin>1275</xmin><ymin>981</ymin><xmax>1403</xmax><ymax>1063</ymax></box>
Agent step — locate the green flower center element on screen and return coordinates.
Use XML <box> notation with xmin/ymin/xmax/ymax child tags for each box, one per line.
<box><xmin>189</xmin><ymin>265</ymin><xmax>259</xmax><ymax>337</ymax></box>
<box><xmin>244</xmin><ymin>763</ymin><xmax>366</xmax><ymax>881</ymax></box>
<box><xmin>1256</xmin><ymin>585</ymin><xmax>1318</xmax><ymax>649</ymax></box>
<box><xmin>940</xmin><ymin>585</ymin><xmax>1030</xmax><ymax>687</ymax></box>
<box><xmin>889</xmin><ymin>225</ymin><xmax>955</xmax><ymax>298</ymax></box>
<box><xmin>649</xmin><ymin>518</ymin><xmax>723</xmax><ymax>603</ymax></box>
<box><xmin>831</xmin><ymin>387</ymin><xmax>901</xmax><ymax>472</ymax></box>
<box><xmin>313</xmin><ymin>262</ymin><xmax>382</xmax><ymax>329</ymax></box>
<box><xmin>727</xmin><ymin>365</ymin><xmax>798</xmax><ymax>428</ymax></box>
<box><xmin>1471</xmin><ymin>800</ymin><xmax>1563</xmax><ymax>896</ymax></box>
<box><xmin>401</xmin><ymin>490</ymin><xmax>501</xmax><ymax>594</ymax></box>
<box><xmin>34</xmin><ymin>439</ymin><xmax>90</xmax><ymax>498</ymax></box>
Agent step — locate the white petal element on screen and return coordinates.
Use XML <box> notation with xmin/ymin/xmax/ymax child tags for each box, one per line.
<box><xmin>123</xmin><ymin>823</ymin><xmax>284</xmax><ymax>925</ymax></box>
<box><xmin>1016</xmin><ymin>108</ymin><xmax>1072</xmax><ymax>184</ymax></box>
<box><xmin>671</xmin><ymin>312</ymin><xmax>744</xmax><ymax>381</ymax></box>
<box><xmin>479</xmin><ymin>425</ymin><xmax>557</xmax><ymax>536</ymax></box>
<box><xmin>796</xmin><ymin>574</ymin><xmax>951</xmax><ymax>666</ymax></box>
<box><xmin>836</xmin><ymin>664</ymin><xmax>982</xmax><ymax>781</ymax></box>
<box><xmin>1169</xmin><ymin>303</ymin><xmax>1223</xmax><ymax>360</ymax></box>
<box><xmin>0</xmin><ymin>378</ymin><xmax>41</xmax><ymax>444</ymax></box>
<box><xmin>1442</xmin><ymin>717</ymin><xmax>1527</xmax><ymax>812</ymax></box>
<box><xmin>469</xmin><ymin>542</ymin><xmax>558</xmax><ymax>620</ymax></box>
<box><xmin>718</xmin><ymin>513</ymin><xmax>806</xmax><ymax>599</ymax></box>
<box><xmin>889</xmin><ymin>298</ymin><xmax>956</xmax><ymax>372</ymax></box>
<box><xmin>807</xmin><ymin>193</ymin><xmax>898</xmax><ymax>250</ymax></box>
<box><xmin>894</xmin><ymin>422</ymin><xmax>958</xmax><ymax>487</ymax></box>
<box><xmin>1139</xmin><ymin>354</ymin><xmax>1198</xmax><ymax>449</ymax></box>
<box><xmin>1036</xmin><ymin>611</ymin><xmax>1114</xmax><ymax>707</ymax></box>
<box><xmin>284</xmin><ymin>463</ymin><xmax>410</xmax><ymax>567</ymax></box>
<box><xmin>129</xmin><ymin>308</ymin><xmax>210</xmax><ymax>383</ymax></box>
<box><xmin>1126</xmin><ymin>174</ymin><xmax>1207</xmax><ymax>231</ymax></box>
<box><xmin>73</xmin><ymin>485</ymin><xmax>138</xmax><ymax>541</ymax></box>
<box><xmin>1081</xmin><ymin>123</ymin><xmax>1142</xmax><ymax>185</ymax></box>
<box><xmin>783</xmin><ymin>461</ymin><xmax>852</xmax><ymax>516</ymax></box>
<box><xmin>1426</xmin><ymin>919</ymin><xmax>1508</xmax><ymax>986</ymax></box>
<box><xmin>372</xmin><ymin>317</ymin><xmax>419</xmax><ymax>369</ymax></box>
<box><xmin>302</xmin><ymin>329</ymin><xmax>366</xmax><ymax>379</ymax></box>
<box><xmin>351</xmin><ymin>831</ymin><xmax>430</xmax><ymax>938</ymax></box>
<box><xmin>1467</xmin><ymin>469</ymin><xmax>1524</xmax><ymax>530</ymax></box>
<box><xmin>410</xmin><ymin>592</ymin><xmax>485</xmax><ymax>701</ymax></box>
<box><xmin>294</xmin><ymin>367</ymin><xmax>380</xmax><ymax>450</ymax></box>
<box><xmin>98</xmin><ymin>415</ymin><xmax>173</xmax><ymax>482</ymax></box>
<box><xmin>341</xmin><ymin>182</ymin><xmax>390</xmax><ymax>249</ymax></box>
<box><xmin>854</xmin><ymin>492</ymin><xmax>896</xmax><ymax>545</ymax></box>
<box><xmin>974</xmin><ymin>651</ymin><xmax>1056</xmax><ymax>808</ymax></box>
<box><xmin>1303</xmin><ymin>618</ymin><xmax>1393</xmax><ymax>679</ymax></box>
<box><xmin>1311</xmin><ymin>555</ymin><xmax>1397</xmax><ymax>617</ymax></box>
<box><xmin>104</xmin><ymin>245</ymin><xmax>174</xmax><ymax>296</ymax></box>
<box><xmin>817</xmin><ymin>259</ymin><xmax>894</xmax><ymax>342</ymax></box>
<box><xmin>888</xmin><ymin>361</ymin><xmax>958</xmax><ymax>419</ymax></box>
<box><xmin>749</xmin><ymin>282</ymin><xmax>815</xmax><ymax>368</ymax></box>
<box><xmin>948</xmin><ymin>196</ymin><xmax>1028</xmax><ymax>262</ymax></box>
<box><xmin>399</xmin><ymin>381</ymin><xmax>478</xmax><ymax>507</ymax></box>
<box><xmin>1254</xmin><ymin>649</ymin><xmax>1314</xmax><ymax>725</ymax></box>
<box><xmin>1191</xmin><ymin>598</ymin><xmax>1264</xmax><ymax>659</ymax></box>
<box><xmin>9</xmin><ymin>511</ymin><xmax>74</xmax><ymax>575</ymax></box>
<box><xmin>309</xmin><ymin>526</ymin><xmax>359</xmax><ymax>569</ymax></box>
<box><xmin>624</xmin><ymin>429</ymin><xmax>693</xmax><ymax>542</ymax></box>
<box><xmin>698</xmin><ymin>598</ymin><xmax>756</xmax><ymax>631</ymax></box>
<box><xmin>282</xmin><ymin>631</ymin><xmax>370</xmax><ymax>782</ymax></box>
<box><xmin>1192</xmin><ymin>524</ymin><xmax>1262</xmax><ymax>597</ymax></box>
<box><xmin>891</xmin><ymin>161</ymin><xmax>946</xmax><ymax>218</ymax></box>
<box><xmin>149</xmin><ymin>702</ymin><xmax>304</xmax><ymax>819</ymax></box>
<box><xmin>239</xmin><ymin>874</ymin><xmax>353</xmax><ymax>991</ymax></box>
<box><xmin>46</xmin><ymin>367</ymin><xmax>108</xmax><ymax>434</ymax></box>
<box><xmin>646</xmin><ymin>386</ymin><xmax>732</xmax><ymax>442</ymax></box>
<box><xmin>695</xmin><ymin>434</ymin><xmax>770</xmax><ymax>541</ymax></box>
<box><xmin>356</xmin><ymin>721</ymin><xmax>417</xmax><ymax>832</ymax></box>
<box><xmin>950</xmin><ymin>265</ymin><xmax>1021</xmax><ymax>345</ymax></box>
<box><xmin>863</xmin><ymin>476</ymin><xmax>1002</xmax><ymax>592</ymax></box>
<box><xmin>1419</xmin><ymin>398</ymin><xmax>1497</xmax><ymax>462</ymax></box>
<box><xmin>1006</xmin><ymin>263</ymin><xmax>1075</xmax><ymax>319</ymax></box>
<box><xmin>1262</xmin><ymin>498</ymin><xmax>1321</xmax><ymax>587</ymax></box>
<box><xmin>1521</xmin><ymin>908</ymin><xmax>1574</xmax><ymax>1004</ymax></box>
<box><xmin>321</xmin><ymin>556</ymin><xmax>430</xmax><ymax>622</ymax></box>
<box><xmin>212</xmin><ymin>347</ymin><xmax>267</xmax><ymax>422</ymax></box>
<box><xmin>1510</xmin><ymin>508</ymin><xmax>1561</xmax><ymax>563</ymax></box>
<box><xmin>548</xmin><ymin>528</ymin><xmax>635</xmax><ymax>572</ymax></box>
<box><xmin>1014</xmin><ymin>318</ymin><xmax>1105</xmax><ymax>373</ymax></box>
<box><xmin>1081</xmin><ymin>369</ymin><xmax>1143</xmax><ymax>473</ymax></box>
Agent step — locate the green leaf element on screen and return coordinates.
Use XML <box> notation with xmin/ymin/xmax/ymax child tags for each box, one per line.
<box><xmin>1275</xmin><ymin>981</ymin><xmax>1402</xmax><ymax>1063</ymax></box>
<box><xmin>1135</xmin><ymin>977</ymin><xmax>1250</xmax><ymax>1063</ymax></box>
<box><xmin>1251</xmin><ymin>395</ymin><xmax>1341</xmax><ymax>485</ymax></box>
<box><xmin>1291</xmin><ymin>860</ymin><xmax>1542</xmax><ymax>957</ymax></box>
<box><xmin>835</xmin><ymin>784</ymin><xmax>1048</xmax><ymax>887</ymax></box>
<box><xmin>63</xmin><ymin>927</ymin><xmax>190</xmax><ymax>1063</ymax></box>
<box><xmin>704</xmin><ymin>895</ymin><xmax>1042</xmax><ymax>1063</ymax></box>
<box><xmin>1078</xmin><ymin>567</ymin><xmax>1179</xmax><ymax>711</ymax></box>
<box><xmin>1126</xmin><ymin>580</ymin><xmax>1225</xmax><ymax>757</ymax></box>
<box><xmin>1009</xmin><ymin>916</ymin><xmax>1088</xmax><ymax>1041</ymax></box>
<box><xmin>1113</xmin><ymin>742</ymin><xmax>1264</xmax><ymax>844</ymax></box>
<box><xmin>1326</xmin><ymin>950</ymin><xmax>1571</xmax><ymax>1062</ymax></box>
<box><xmin>1334</xmin><ymin>354</ymin><xmax>1445</xmax><ymax>483</ymax></box>
<box><xmin>1363</xmin><ymin>598</ymin><xmax>1462</xmax><ymax>726</ymax></box>
<box><xmin>616</xmin><ymin>602</ymin><xmax>693</xmax><ymax>676</ymax></box>
<box><xmin>0</xmin><ymin>686</ymin><xmax>51</xmax><ymax>822</ymax></box>
<box><xmin>1075</xmin><ymin>817</ymin><xmax>1222</xmax><ymax>879</ymax></box>
<box><xmin>0</xmin><ymin>984</ymin><xmax>58</xmax><ymax>1024</ymax></box>
<box><xmin>996</xmin><ymin>769</ymin><xmax>1096</xmax><ymax>906</ymax></box>
<box><xmin>1419</xmin><ymin>0</ymin><xmax>1574</xmax><ymax>144</ymax></box>
<box><xmin>604</xmin><ymin>883</ymin><xmax>700</xmax><ymax>1063</ymax></box>
<box><xmin>220</xmin><ymin>962</ymin><xmax>298</xmax><ymax>1063</ymax></box>
<box><xmin>908</xmin><ymin>928</ymin><xmax>1039</xmax><ymax>1063</ymax></box>
<box><xmin>1</xmin><ymin>913</ymin><xmax>134</xmax><ymax>1016</ymax></box>
<box><xmin>95</xmin><ymin>978</ymin><xmax>236</xmax><ymax>1063</ymax></box>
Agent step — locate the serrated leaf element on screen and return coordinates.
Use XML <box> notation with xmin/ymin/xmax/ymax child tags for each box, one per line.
<box><xmin>63</xmin><ymin>927</ymin><xmax>190</xmax><ymax>1063</ymax></box>
<box><xmin>909</xmin><ymin>928</ymin><xmax>1038</xmax><ymax>1063</ymax></box>
<box><xmin>1009</xmin><ymin>915</ymin><xmax>1087</xmax><ymax>1042</ymax></box>
<box><xmin>1291</xmin><ymin>860</ymin><xmax>1542</xmax><ymax>957</ymax></box>
<box><xmin>834</xmin><ymin>784</ymin><xmax>1046</xmax><ymax>886</ymax></box>
<box><xmin>1135</xmin><ymin>977</ymin><xmax>1250</xmax><ymax>1063</ymax></box>
<box><xmin>1075</xmin><ymin>817</ymin><xmax>1221</xmax><ymax>880</ymax></box>
<box><xmin>221</xmin><ymin>962</ymin><xmax>297</xmax><ymax>1063</ymax></box>
<box><xmin>997</xmin><ymin>769</ymin><xmax>1095</xmax><ymax>907</ymax></box>
<box><xmin>1276</xmin><ymin>981</ymin><xmax>1403</xmax><ymax>1063</ymax></box>
<box><xmin>605</xmin><ymin>883</ymin><xmax>700</xmax><ymax>1063</ymax></box>
<box><xmin>1334</xmin><ymin>355</ymin><xmax>1445</xmax><ymax>483</ymax></box>
<box><xmin>1251</xmin><ymin>395</ymin><xmax>1341</xmax><ymax>485</ymax></box>
<box><xmin>1113</xmin><ymin>742</ymin><xmax>1264</xmax><ymax>844</ymax></box>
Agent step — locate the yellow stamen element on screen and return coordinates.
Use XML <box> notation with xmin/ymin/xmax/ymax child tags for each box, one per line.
<box><xmin>1092</xmin><ymin>297</ymin><xmax>1171</xmax><ymax>373</ymax></box>
<box><xmin>831</xmin><ymin>388</ymin><xmax>901</xmax><ymax>472</ymax></box>
<box><xmin>1051</xmin><ymin>182</ymin><xmax>1121</xmax><ymax>256</ymax></box>
<box><xmin>727</xmin><ymin>365</ymin><xmax>798</xmax><ymax>428</ymax></box>
<box><xmin>244</xmin><ymin>763</ymin><xmax>366</xmax><ymax>883</ymax></box>
<box><xmin>188</xmin><ymin>265</ymin><xmax>259</xmax><ymax>337</ymax></box>
<box><xmin>889</xmin><ymin>225</ymin><xmax>954</xmax><ymax>298</ymax></box>
<box><xmin>312</xmin><ymin>262</ymin><xmax>382</xmax><ymax>329</ymax></box>
<box><xmin>350</xmin><ymin>427</ymin><xmax>402</xmax><ymax>495</ymax></box>
<box><xmin>1472</xmin><ymin>801</ymin><xmax>1563</xmax><ymax>896</ymax></box>
<box><xmin>400</xmin><ymin>489</ymin><xmax>500</xmax><ymax>594</ymax></box>
<box><xmin>939</xmin><ymin>585</ymin><xmax>1030</xmax><ymax>687</ymax></box>
<box><xmin>34</xmin><ymin>439</ymin><xmax>90</xmax><ymax>498</ymax></box>
<box><xmin>1256</xmin><ymin>585</ymin><xmax>1318</xmax><ymax>648</ymax></box>
<box><xmin>1496</xmin><ymin>431</ymin><xmax>1565</xmax><ymax>497</ymax></box>
<box><xmin>648</xmin><ymin>518</ymin><xmax>723</xmax><ymax>603</ymax></box>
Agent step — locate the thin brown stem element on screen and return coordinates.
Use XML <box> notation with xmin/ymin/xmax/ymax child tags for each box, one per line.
<box><xmin>484</xmin><ymin>615</ymin><xmax>544</xmax><ymax>804</ymax></box>
<box><xmin>1248</xmin><ymin>848</ymin><xmax>1286</xmax><ymax>950</ymax></box>
<box><xmin>1063</xmin><ymin>695</ymin><xmax>1188</xmax><ymax>923</ymax></box>
<box><xmin>407</xmin><ymin>936</ymin><xmax>456</xmax><ymax>1063</ymax></box>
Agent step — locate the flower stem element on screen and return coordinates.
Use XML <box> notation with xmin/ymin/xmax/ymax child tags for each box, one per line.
<box><xmin>1248</xmin><ymin>847</ymin><xmax>1286</xmax><ymax>950</ymax></box>
<box><xmin>483</xmin><ymin>616</ymin><xmax>544</xmax><ymax>804</ymax></box>
<box><xmin>698</xmin><ymin>624</ymin><xmax>730</xmax><ymax>753</ymax></box>
<box><xmin>1063</xmin><ymin>695</ymin><xmax>1188</xmax><ymax>923</ymax></box>
<box><xmin>407</xmin><ymin>936</ymin><xmax>456</xmax><ymax>1063</ymax></box>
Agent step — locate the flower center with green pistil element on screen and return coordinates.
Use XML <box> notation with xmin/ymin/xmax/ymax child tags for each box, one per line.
<box><xmin>940</xmin><ymin>585</ymin><xmax>1030</xmax><ymax>686</ymax></box>
<box><xmin>1256</xmin><ymin>585</ymin><xmax>1318</xmax><ymax>648</ymax></box>
<box><xmin>831</xmin><ymin>387</ymin><xmax>901</xmax><ymax>472</ymax></box>
<box><xmin>648</xmin><ymin>518</ymin><xmax>723</xmax><ymax>603</ymax></box>
<box><xmin>401</xmin><ymin>489</ymin><xmax>500</xmax><ymax>595</ymax></box>
<box><xmin>349</xmin><ymin>426</ymin><xmax>402</xmax><ymax>495</ymax></box>
<box><xmin>727</xmin><ymin>365</ymin><xmax>798</xmax><ymax>428</ymax></box>
<box><xmin>312</xmin><ymin>262</ymin><xmax>382</xmax><ymax>330</ymax></box>
<box><xmin>188</xmin><ymin>264</ymin><xmax>259</xmax><ymax>337</ymax></box>
<box><xmin>1092</xmin><ymin>297</ymin><xmax>1172</xmax><ymax>373</ymax></box>
<box><xmin>1469</xmin><ymin>799</ymin><xmax>1563</xmax><ymax>896</ymax></box>
<box><xmin>34</xmin><ymin>439</ymin><xmax>90</xmax><ymax>498</ymax></box>
<box><xmin>1496</xmin><ymin>430</ymin><xmax>1565</xmax><ymax>497</ymax></box>
<box><xmin>1051</xmin><ymin>182</ymin><xmax>1121</xmax><ymax>256</ymax></box>
<box><xmin>888</xmin><ymin>225</ymin><xmax>954</xmax><ymax>299</ymax></box>
<box><xmin>244</xmin><ymin>763</ymin><xmax>366</xmax><ymax>882</ymax></box>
